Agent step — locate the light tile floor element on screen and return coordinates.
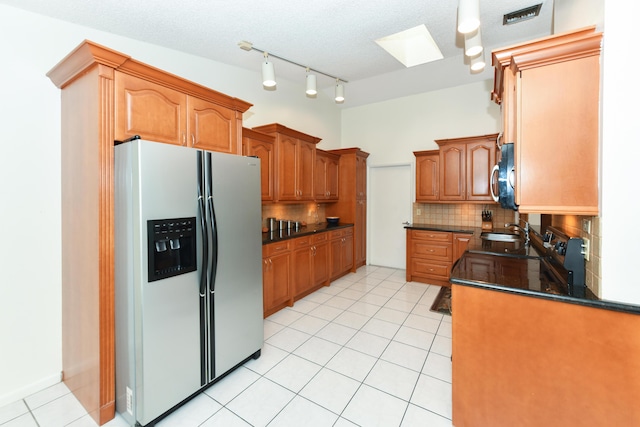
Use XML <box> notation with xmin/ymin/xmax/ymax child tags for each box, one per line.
<box><xmin>0</xmin><ymin>266</ymin><xmax>453</xmax><ymax>427</ymax></box>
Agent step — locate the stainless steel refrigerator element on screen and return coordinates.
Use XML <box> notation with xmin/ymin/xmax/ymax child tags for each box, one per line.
<box><xmin>114</xmin><ymin>139</ymin><xmax>263</xmax><ymax>426</ymax></box>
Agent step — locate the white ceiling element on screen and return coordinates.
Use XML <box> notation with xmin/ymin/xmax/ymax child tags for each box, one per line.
<box><xmin>1</xmin><ymin>0</ymin><xmax>554</xmax><ymax>107</ymax></box>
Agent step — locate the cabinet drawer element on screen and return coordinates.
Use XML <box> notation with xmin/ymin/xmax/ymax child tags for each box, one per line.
<box><xmin>329</xmin><ymin>229</ymin><xmax>344</xmax><ymax>239</ymax></box>
<box><xmin>344</xmin><ymin>227</ymin><xmax>354</xmax><ymax>236</ymax></box>
<box><xmin>411</xmin><ymin>241</ymin><xmax>453</xmax><ymax>262</ymax></box>
<box><xmin>411</xmin><ymin>229</ymin><xmax>452</xmax><ymax>243</ymax></box>
<box><xmin>312</xmin><ymin>233</ymin><xmax>329</xmax><ymax>244</ymax></box>
<box><xmin>265</xmin><ymin>241</ymin><xmax>290</xmax><ymax>256</ymax></box>
<box><xmin>292</xmin><ymin>236</ymin><xmax>312</xmax><ymax>248</ymax></box>
<box><xmin>410</xmin><ymin>259</ymin><xmax>451</xmax><ymax>280</ymax></box>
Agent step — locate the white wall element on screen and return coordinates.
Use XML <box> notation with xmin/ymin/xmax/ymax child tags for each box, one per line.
<box><xmin>599</xmin><ymin>3</ymin><xmax>640</xmax><ymax>303</ymax></box>
<box><xmin>341</xmin><ymin>79</ymin><xmax>501</xmax><ymax>167</ymax></box>
<box><xmin>0</xmin><ymin>4</ymin><xmax>341</xmax><ymax>405</ymax></box>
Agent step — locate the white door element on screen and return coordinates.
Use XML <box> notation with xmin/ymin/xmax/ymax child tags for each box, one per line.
<box><xmin>368</xmin><ymin>164</ymin><xmax>412</xmax><ymax>269</ymax></box>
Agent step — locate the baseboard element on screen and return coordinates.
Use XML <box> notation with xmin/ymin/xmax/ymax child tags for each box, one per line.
<box><xmin>0</xmin><ymin>372</ymin><xmax>62</xmax><ymax>407</ymax></box>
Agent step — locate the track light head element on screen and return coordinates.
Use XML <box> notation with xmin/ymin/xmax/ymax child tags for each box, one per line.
<box><xmin>262</xmin><ymin>52</ymin><xmax>276</xmax><ymax>88</ymax></box>
<box><xmin>334</xmin><ymin>80</ymin><xmax>345</xmax><ymax>103</ymax></box>
<box><xmin>306</xmin><ymin>69</ymin><xmax>317</xmax><ymax>96</ymax></box>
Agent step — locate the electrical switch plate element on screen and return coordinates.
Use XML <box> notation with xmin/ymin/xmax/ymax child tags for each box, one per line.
<box><xmin>582</xmin><ymin>219</ymin><xmax>591</xmax><ymax>234</ymax></box>
<box><xmin>582</xmin><ymin>238</ymin><xmax>590</xmax><ymax>261</ymax></box>
<box><xmin>416</xmin><ymin>208</ymin><xmax>422</xmax><ymax>215</ymax></box>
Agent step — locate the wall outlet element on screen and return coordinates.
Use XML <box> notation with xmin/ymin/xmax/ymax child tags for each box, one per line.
<box><xmin>416</xmin><ymin>208</ymin><xmax>422</xmax><ymax>215</ymax></box>
<box><xmin>582</xmin><ymin>238</ymin><xmax>590</xmax><ymax>261</ymax></box>
<box><xmin>126</xmin><ymin>387</ymin><xmax>133</xmax><ymax>415</ymax></box>
<box><xmin>582</xmin><ymin>218</ymin><xmax>591</xmax><ymax>234</ymax></box>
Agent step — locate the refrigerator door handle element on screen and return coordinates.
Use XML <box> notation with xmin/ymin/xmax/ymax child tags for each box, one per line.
<box><xmin>205</xmin><ymin>152</ymin><xmax>219</xmax><ymax>294</ymax></box>
<box><xmin>197</xmin><ymin>151</ymin><xmax>208</xmax><ymax>297</ymax></box>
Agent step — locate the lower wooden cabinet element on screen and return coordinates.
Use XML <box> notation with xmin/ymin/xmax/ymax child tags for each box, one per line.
<box><xmin>406</xmin><ymin>229</ymin><xmax>472</xmax><ymax>286</ymax></box>
<box><xmin>263</xmin><ymin>226</ymin><xmax>352</xmax><ymax>317</ymax></box>
<box><xmin>330</xmin><ymin>228</ymin><xmax>354</xmax><ymax>280</ymax></box>
<box><xmin>263</xmin><ymin>241</ymin><xmax>292</xmax><ymax>317</ymax></box>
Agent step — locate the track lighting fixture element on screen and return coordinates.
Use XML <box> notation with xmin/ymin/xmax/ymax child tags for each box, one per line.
<box><xmin>305</xmin><ymin>68</ymin><xmax>317</xmax><ymax>96</ymax></box>
<box><xmin>334</xmin><ymin>80</ymin><xmax>344</xmax><ymax>103</ymax></box>
<box><xmin>239</xmin><ymin>40</ymin><xmax>347</xmax><ymax>102</ymax></box>
<box><xmin>457</xmin><ymin>0</ymin><xmax>480</xmax><ymax>34</ymax></box>
<box><xmin>262</xmin><ymin>52</ymin><xmax>276</xmax><ymax>88</ymax></box>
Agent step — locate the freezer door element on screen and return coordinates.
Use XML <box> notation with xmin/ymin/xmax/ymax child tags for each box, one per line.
<box><xmin>131</xmin><ymin>141</ymin><xmax>202</xmax><ymax>425</ymax></box>
<box><xmin>207</xmin><ymin>150</ymin><xmax>264</xmax><ymax>377</ymax></box>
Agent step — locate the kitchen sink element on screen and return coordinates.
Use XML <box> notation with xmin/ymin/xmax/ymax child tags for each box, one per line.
<box><xmin>480</xmin><ymin>232</ymin><xmax>523</xmax><ymax>242</ymax></box>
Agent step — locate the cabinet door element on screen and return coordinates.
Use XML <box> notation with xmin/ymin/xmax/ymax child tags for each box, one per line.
<box><xmin>298</xmin><ymin>140</ymin><xmax>315</xmax><ymax>200</ymax></box>
<box><xmin>466</xmin><ymin>140</ymin><xmax>495</xmax><ymax>201</ymax></box>
<box><xmin>453</xmin><ymin>233</ymin><xmax>472</xmax><ymax>262</ymax></box>
<box><xmin>115</xmin><ymin>72</ymin><xmax>187</xmax><ymax>145</ymax></box>
<box><xmin>292</xmin><ymin>246</ymin><xmax>313</xmax><ymax>297</ymax></box>
<box><xmin>326</xmin><ymin>156</ymin><xmax>340</xmax><ymax>200</ymax></box>
<box><xmin>244</xmin><ymin>136</ymin><xmax>275</xmax><ymax>201</ymax></box>
<box><xmin>356</xmin><ymin>155</ymin><xmax>367</xmax><ymax>199</ymax></box>
<box><xmin>355</xmin><ymin>202</ymin><xmax>366</xmax><ymax>266</ymax></box>
<box><xmin>313</xmin><ymin>241</ymin><xmax>330</xmax><ymax>287</ymax></box>
<box><xmin>330</xmin><ymin>238</ymin><xmax>343</xmax><ymax>279</ymax></box>
<box><xmin>416</xmin><ymin>153</ymin><xmax>439</xmax><ymax>201</ymax></box>
<box><xmin>516</xmin><ymin>57</ymin><xmax>599</xmax><ymax>214</ymax></box>
<box><xmin>440</xmin><ymin>144</ymin><xmax>466</xmax><ymax>201</ymax></box>
<box><xmin>188</xmin><ymin>96</ymin><xmax>239</xmax><ymax>154</ymax></box>
<box><xmin>277</xmin><ymin>136</ymin><xmax>299</xmax><ymax>201</ymax></box>
<box><xmin>264</xmin><ymin>252</ymin><xmax>291</xmax><ymax>315</ymax></box>
<box><xmin>343</xmin><ymin>234</ymin><xmax>354</xmax><ymax>272</ymax></box>
<box><xmin>314</xmin><ymin>154</ymin><xmax>329</xmax><ymax>200</ymax></box>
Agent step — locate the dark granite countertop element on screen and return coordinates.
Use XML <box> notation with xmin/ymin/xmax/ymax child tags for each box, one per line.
<box><xmin>263</xmin><ymin>222</ymin><xmax>353</xmax><ymax>245</ymax></box>
<box><xmin>451</xmin><ymin>252</ymin><xmax>640</xmax><ymax>315</ymax></box>
<box><xmin>405</xmin><ymin>223</ymin><xmax>640</xmax><ymax>314</ymax></box>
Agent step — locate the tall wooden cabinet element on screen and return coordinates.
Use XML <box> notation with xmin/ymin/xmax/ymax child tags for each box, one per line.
<box><xmin>252</xmin><ymin>123</ymin><xmax>321</xmax><ymax>202</ymax></box>
<box><xmin>46</xmin><ymin>40</ymin><xmax>251</xmax><ymax>425</ymax></box>
<box><xmin>326</xmin><ymin>148</ymin><xmax>369</xmax><ymax>269</ymax></box>
<box><xmin>242</xmin><ymin>128</ymin><xmax>276</xmax><ymax>201</ymax></box>
<box><xmin>491</xmin><ymin>27</ymin><xmax>602</xmax><ymax>214</ymax></box>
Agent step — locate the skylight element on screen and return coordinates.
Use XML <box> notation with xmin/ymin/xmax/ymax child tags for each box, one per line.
<box><xmin>375</xmin><ymin>24</ymin><xmax>444</xmax><ymax>68</ymax></box>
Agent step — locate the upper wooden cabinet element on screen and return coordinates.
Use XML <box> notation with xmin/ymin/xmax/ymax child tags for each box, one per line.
<box><xmin>252</xmin><ymin>123</ymin><xmax>321</xmax><ymax>202</ymax></box>
<box><xmin>434</xmin><ymin>134</ymin><xmax>498</xmax><ymax>203</ymax></box>
<box><xmin>242</xmin><ymin>128</ymin><xmax>275</xmax><ymax>202</ymax></box>
<box><xmin>315</xmin><ymin>149</ymin><xmax>340</xmax><ymax>201</ymax></box>
<box><xmin>492</xmin><ymin>27</ymin><xmax>602</xmax><ymax>215</ymax></box>
<box><xmin>414</xmin><ymin>150</ymin><xmax>439</xmax><ymax>202</ymax></box>
<box><xmin>115</xmin><ymin>72</ymin><xmax>243</xmax><ymax>154</ymax></box>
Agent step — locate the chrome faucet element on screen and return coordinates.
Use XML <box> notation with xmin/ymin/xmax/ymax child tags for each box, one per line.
<box><xmin>505</xmin><ymin>221</ymin><xmax>530</xmax><ymax>244</ymax></box>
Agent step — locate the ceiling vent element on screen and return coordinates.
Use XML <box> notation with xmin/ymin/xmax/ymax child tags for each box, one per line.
<box><xmin>503</xmin><ymin>4</ymin><xmax>542</xmax><ymax>25</ymax></box>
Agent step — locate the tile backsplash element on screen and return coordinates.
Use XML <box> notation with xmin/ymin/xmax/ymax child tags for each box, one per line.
<box><xmin>262</xmin><ymin>203</ymin><xmax>327</xmax><ymax>228</ymax></box>
<box><xmin>412</xmin><ymin>203</ymin><xmax>516</xmax><ymax>228</ymax></box>
<box><xmin>550</xmin><ymin>214</ymin><xmax>600</xmax><ymax>298</ymax></box>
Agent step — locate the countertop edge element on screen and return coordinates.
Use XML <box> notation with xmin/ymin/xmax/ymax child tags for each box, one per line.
<box><xmin>450</xmin><ymin>278</ymin><xmax>640</xmax><ymax>315</ymax></box>
<box><xmin>404</xmin><ymin>223</ymin><xmax>476</xmax><ymax>234</ymax></box>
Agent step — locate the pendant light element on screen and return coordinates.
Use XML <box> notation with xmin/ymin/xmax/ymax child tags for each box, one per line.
<box><xmin>457</xmin><ymin>0</ymin><xmax>480</xmax><ymax>34</ymax></box>
<box><xmin>305</xmin><ymin>68</ymin><xmax>317</xmax><ymax>96</ymax></box>
<box><xmin>262</xmin><ymin>52</ymin><xmax>276</xmax><ymax>88</ymax></box>
<box><xmin>470</xmin><ymin>52</ymin><xmax>486</xmax><ymax>72</ymax></box>
<box><xmin>464</xmin><ymin>27</ymin><xmax>483</xmax><ymax>57</ymax></box>
<box><xmin>334</xmin><ymin>79</ymin><xmax>345</xmax><ymax>103</ymax></box>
